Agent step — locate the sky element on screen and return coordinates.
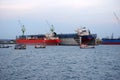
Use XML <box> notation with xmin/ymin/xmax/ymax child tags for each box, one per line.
<box><xmin>0</xmin><ymin>0</ymin><xmax>120</xmax><ymax>39</ymax></box>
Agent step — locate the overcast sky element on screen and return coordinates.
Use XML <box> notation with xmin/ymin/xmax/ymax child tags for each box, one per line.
<box><xmin>0</xmin><ymin>0</ymin><xmax>120</xmax><ymax>39</ymax></box>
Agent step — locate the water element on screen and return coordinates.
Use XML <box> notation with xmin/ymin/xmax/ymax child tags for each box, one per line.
<box><xmin>0</xmin><ymin>45</ymin><xmax>120</xmax><ymax>80</ymax></box>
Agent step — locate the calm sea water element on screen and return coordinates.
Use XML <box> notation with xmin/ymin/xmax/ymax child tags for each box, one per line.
<box><xmin>0</xmin><ymin>45</ymin><xmax>120</xmax><ymax>80</ymax></box>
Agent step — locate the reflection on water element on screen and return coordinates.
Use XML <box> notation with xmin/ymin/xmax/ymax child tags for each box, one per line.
<box><xmin>0</xmin><ymin>45</ymin><xmax>120</xmax><ymax>80</ymax></box>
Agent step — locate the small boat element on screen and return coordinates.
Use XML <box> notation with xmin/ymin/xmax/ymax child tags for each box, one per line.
<box><xmin>14</xmin><ymin>44</ymin><xmax>26</xmax><ymax>49</ymax></box>
<box><xmin>0</xmin><ymin>44</ymin><xmax>9</xmax><ymax>48</ymax></box>
<box><xmin>80</xmin><ymin>44</ymin><xmax>95</xmax><ymax>49</ymax></box>
<box><xmin>35</xmin><ymin>44</ymin><xmax>46</xmax><ymax>48</ymax></box>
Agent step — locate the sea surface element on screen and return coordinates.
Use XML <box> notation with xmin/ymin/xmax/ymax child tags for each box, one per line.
<box><xmin>0</xmin><ymin>45</ymin><xmax>120</xmax><ymax>80</ymax></box>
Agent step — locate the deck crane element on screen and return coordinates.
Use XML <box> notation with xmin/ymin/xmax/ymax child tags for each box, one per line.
<box><xmin>18</xmin><ymin>20</ymin><xmax>26</xmax><ymax>36</ymax></box>
<box><xmin>45</xmin><ymin>20</ymin><xmax>56</xmax><ymax>36</ymax></box>
<box><xmin>45</xmin><ymin>20</ymin><xmax>55</xmax><ymax>33</ymax></box>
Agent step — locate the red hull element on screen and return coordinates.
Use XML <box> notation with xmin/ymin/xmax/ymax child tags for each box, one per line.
<box><xmin>16</xmin><ymin>39</ymin><xmax>61</xmax><ymax>45</ymax></box>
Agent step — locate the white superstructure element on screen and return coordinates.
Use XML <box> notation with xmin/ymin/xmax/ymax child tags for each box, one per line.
<box><xmin>75</xmin><ymin>27</ymin><xmax>90</xmax><ymax>36</ymax></box>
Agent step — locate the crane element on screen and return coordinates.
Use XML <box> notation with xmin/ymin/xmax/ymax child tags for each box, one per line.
<box><xmin>45</xmin><ymin>20</ymin><xmax>55</xmax><ymax>33</ymax></box>
<box><xmin>18</xmin><ymin>20</ymin><xmax>26</xmax><ymax>36</ymax></box>
<box><xmin>113</xmin><ymin>12</ymin><xmax>120</xmax><ymax>26</ymax></box>
<box><xmin>113</xmin><ymin>12</ymin><xmax>120</xmax><ymax>38</ymax></box>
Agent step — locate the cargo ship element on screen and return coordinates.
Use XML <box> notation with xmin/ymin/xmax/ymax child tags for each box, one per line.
<box><xmin>102</xmin><ymin>38</ymin><xmax>120</xmax><ymax>45</ymax></box>
<box><xmin>57</xmin><ymin>33</ymin><xmax>96</xmax><ymax>46</ymax></box>
<box><xmin>102</xmin><ymin>12</ymin><xmax>120</xmax><ymax>45</ymax></box>
<box><xmin>102</xmin><ymin>33</ymin><xmax>120</xmax><ymax>45</ymax></box>
<box><xmin>16</xmin><ymin>25</ymin><xmax>61</xmax><ymax>45</ymax></box>
<box><xmin>57</xmin><ymin>27</ymin><xmax>97</xmax><ymax>45</ymax></box>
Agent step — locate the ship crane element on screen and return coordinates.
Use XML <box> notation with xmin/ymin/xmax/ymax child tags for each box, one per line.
<box><xmin>18</xmin><ymin>20</ymin><xmax>26</xmax><ymax>36</ymax></box>
<box><xmin>45</xmin><ymin>20</ymin><xmax>57</xmax><ymax>37</ymax></box>
<box><xmin>47</xmin><ymin>24</ymin><xmax>55</xmax><ymax>33</ymax></box>
<box><xmin>45</xmin><ymin>20</ymin><xmax>55</xmax><ymax>33</ymax></box>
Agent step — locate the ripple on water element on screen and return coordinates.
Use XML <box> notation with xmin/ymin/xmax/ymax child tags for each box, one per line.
<box><xmin>0</xmin><ymin>45</ymin><xmax>120</xmax><ymax>80</ymax></box>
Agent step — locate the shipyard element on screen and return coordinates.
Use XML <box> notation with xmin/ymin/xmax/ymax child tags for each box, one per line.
<box><xmin>0</xmin><ymin>0</ymin><xmax>120</xmax><ymax>80</ymax></box>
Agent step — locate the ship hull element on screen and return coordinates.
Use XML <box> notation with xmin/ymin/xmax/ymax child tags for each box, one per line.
<box><xmin>81</xmin><ymin>35</ymin><xmax>96</xmax><ymax>45</ymax></box>
<box><xmin>102</xmin><ymin>39</ymin><xmax>120</xmax><ymax>45</ymax></box>
<box><xmin>16</xmin><ymin>33</ymin><xmax>96</xmax><ymax>46</ymax></box>
<box><xmin>57</xmin><ymin>33</ymin><xmax>79</xmax><ymax>46</ymax></box>
<box><xmin>57</xmin><ymin>34</ymin><xmax>96</xmax><ymax>46</ymax></box>
<box><xmin>59</xmin><ymin>38</ymin><xmax>78</xmax><ymax>46</ymax></box>
<box><xmin>16</xmin><ymin>39</ymin><xmax>60</xmax><ymax>45</ymax></box>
